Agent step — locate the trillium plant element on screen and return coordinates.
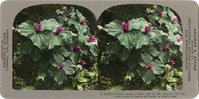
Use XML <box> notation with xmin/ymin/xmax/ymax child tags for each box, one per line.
<box><xmin>14</xmin><ymin>7</ymin><xmax>98</xmax><ymax>86</ymax></box>
<box><xmin>102</xmin><ymin>6</ymin><xmax>182</xmax><ymax>86</ymax></box>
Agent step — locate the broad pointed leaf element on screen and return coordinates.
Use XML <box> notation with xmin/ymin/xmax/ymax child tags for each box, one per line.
<box><xmin>90</xmin><ymin>45</ymin><xmax>98</xmax><ymax>57</ymax></box>
<box><xmin>63</xmin><ymin>60</ymin><xmax>76</xmax><ymax>75</ymax></box>
<box><xmin>18</xmin><ymin>41</ymin><xmax>33</xmax><ymax>55</ymax></box>
<box><xmin>142</xmin><ymin>69</ymin><xmax>155</xmax><ymax>85</ymax></box>
<box><xmin>139</xmin><ymin>52</ymin><xmax>153</xmax><ymax>67</ymax></box>
<box><xmin>40</xmin><ymin>18</ymin><xmax>60</xmax><ymax>32</ymax></box>
<box><xmin>152</xmin><ymin>60</ymin><xmax>165</xmax><ymax>75</ymax></box>
<box><xmin>54</xmin><ymin>70</ymin><xmax>67</xmax><ymax>85</ymax></box>
<box><xmin>147</xmin><ymin>46</ymin><xmax>160</xmax><ymax>57</ymax></box>
<box><xmin>15</xmin><ymin>21</ymin><xmax>35</xmax><ymax>37</ymax></box>
<box><xmin>52</xmin><ymin>53</ymin><xmax>64</xmax><ymax>67</ymax></box>
<box><xmin>118</xmin><ymin>46</ymin><xmax>130</xmax><ymax>62</ymax></box>
<box><xmin>57</xmin><ymin>46</ymin><xmax>71</xmax><ymax>57</ymax></box>
<box><xmin>158</xmin><ymin>51</ymin><xmax>170</xmax><ymax>64</ymax></box>
<box><xmin>48</xmin><ymin>33</ymin><xmax>63</xmax><ymax>49</ymax></box>
<box><xmin>135</xmin><ymin>33</ymin><xmax>150</xmax><ymax>49</ymax></box>
<box><xmin>30</xmin><ymin>47</ymin><xmax>42</xmax><ymax>62</ymax></box>
<box><xmin>38</xmin><ymin>59</ymin><xmax>49</xmax><ymax>70</ymax></box>
<box><xmin>29</xmin><ymin>31</ymin><xmax>49</xmax><ymax>50</ymax></box>
<box><xmin>70</xmin><ymin>52</ymin><xmax>81</xmax><ymax>64</ymax></box>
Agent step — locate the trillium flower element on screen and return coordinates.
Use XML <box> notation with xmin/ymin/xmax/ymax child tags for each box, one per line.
<box><xmin>172</xmin><ymin>17</ymin><xmax>179</xmax><ymax>23</ymax></box>
<box><xmin>123</xmin><ymin>22</ymin><xmax>130</xmax><ymax>32</ymax></box>
<box><xmin>57</xmin><ymin>63</ymin><xmax>65</xmax><ymax>71</ymax></box>
<box><xmin>79</xmin><ymin>60</ymin><xmax>86</xmax><ymax>65</ymax></box>
<box><xmin>68</xmin><ymin>13</ymin><xmax>72</xmax><ymax>18</ymax></box>
<box><xmin>177</xmin><ymin>36</ymin><xmax>183</xmax><ymax>42</ymax></box>
<box><xmin>161</xmin><ymin>46</ymin><xmax>170</xmax><ymax>51</ymax></box>
<box><xmin>168</xmin><ymin>60</ymin><xmax>175</xmax><ymax>66</ymax></box>
<box><xmin>145</xmin><ymin>23</ymin><xmax>151</xmax><ymax>35</ymax></box>
<box><xmin>72</xmin><ymin>46</ymin><xmax>80</xmax><ymax>52</ymax></box>
<box><xmin>159</xmin><ymin>12</ymin><xmax>163</xmax><ymax>17</ymax></box>
<box><xmin>145</xmin><ymin>63</ymin><xmax>153</xmax><ymax>71</ymax></box>
<box><xmin>87</xmin><ymin>35</ymin><xmax>95</xmax><ymax>43</ymax></box>
<box><xmin>55</xmin><ymin>24</ymin><xmax>64</xmax><ymax>35</ymax></box>
<box><xmin>81</xmin><ymin>18</ymin><xmax>88</xmax><ymax>25</ymax></box>
<box><xmin>35</xmin><ymin>22</ymin><xmax>42</xmax><ymax>33</ymax></box>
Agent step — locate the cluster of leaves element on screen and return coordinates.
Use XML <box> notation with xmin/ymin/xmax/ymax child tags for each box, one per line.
<box><xmin>102</xmin><ymin>6</ymin><xmax>182</xmax><ymax>86</ymax></box>
<box><xmin>14</xmin><ymin>7</ymin><xmax>97</xmax><ymax>89</ymax></box>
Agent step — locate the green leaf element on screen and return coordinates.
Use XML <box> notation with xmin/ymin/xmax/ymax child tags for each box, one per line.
<box><xmin>167</xmin><ymin>8</ymin><xmax>177</xmax><ymax>22</ymax></box>
<box><xmin>52</xmin><ymin>53</ymin><xmax>64</xmax><ymax>67</ymax></box>
<box><xmin>36</xmin><ymin>76</ymin><xmax>44</xmax><ymax>82</ymax></box>
<box><xmin>90</xmin><ymin>45</ymin><xmax>98</xmax><ymax>57</ymax></box>
<box><xmin>167</xmin><ymin>23</ymin><xmax>181</xmax><ymax>33</ymax></box>
<box><xmin>118</xmin><ymin>46</ymin><xmax>130</xmax><ymax>62</ymax></box>
<box><xmin>152</xmin><ymin>60</ymin><xmax>165</xmax><ymax>75</ymax></box>
<box><xmin>15</xmin><ymin>21</ymin><xmax>35</xmax><ymax>37</ymax></box>
<box><xmin>79</xmin><ymin>43</ymin><xmax>89</xmax><ymax>56</ymax></box>
<box><xmin>40</xmin><ymin>18</ymin><xmax>60</xmax><ymax>32</ymax></box>
<box><xmin>158</xmin><ymin>15</ymin><xmax>171</xmax><ymax>25</ymax></box>
<box><xmin>30</xmin><ymin>47</ymin><xmax>42</xmax><ymax>62</ymax></box>
<box><xmin>127</xmin><ymin>59</ymin><xmax>138</xmax><ymax>70</ymax></box>
<box><xmin>61</xmin><ymin>30</ymin><xmax>77</xmax><ymax>44</ymax></box>
<box><xmin>126</xmin><ymin>70</ymin><xmax>137</xmax><ymax>78</ymax></box>
<box><xmin>18</xmin><ymin>41</ymin><xmax>33</xmax><ymax>55</ymax></box>
<box><xmin>77</xmin><ymin>84</ymin><xmax>84</xmax><ymax>90</ymax></box>
<box><xmin>169</xmin><ymin>42</ymin><xmax>180</xmax><ymax>55</ymax></box>
<box><xmin>147</xmin><ymin>46</ymin><xmax>160</xmax><ymax>57</ymax></box>
<box><xmin>158</xmin><ymin>51</ymin><xmax>170</xmax><ymax>64</ymax></box>
<box><xmin>47</xmin><ymin>66</ymin><xmax>57</xmax><ymax>76</ymax></box>
<box><xmin>38</xmin><ymin>59</ymin><xmax>49</xmax><ymax>70</ymax></box>
<box><xmin>110</xmin><ymin>86</ymin><xmax>123</xmax><ymax>91</ymax></box>
<box><xmin>149</xmin><ymin>29</ymin><xmax>168</xmax><ymax>44</ymax></box>
<box><xmin>54</xmin><ymin>70</ymin><xmax>67</xmax><ymax>85</ymax></box>
<box><xmin>142</xmin><ymin>69</ymin><xmax>155</xmax><ymax>85</ymax></box>
<box><xmin>29</xmin><ymin>31</ymin><xmax>49</xmax><ymax>50</ymax></box>
<box><xmin>63</xmin><ymin>60</ymin><xmax>76</xmax><ymax>75</ymax></box>
<box><xmin>139</xmin><ymin>52</ymin><xmax>153</xmax><ymax>67</ymax></box>
<box><xmin>104</xmin><ymin>20</ymin><xmax>135</xmax><ymax>50</ymax></box>
<box><xmin>135</xmin><ymin>33</ymin><xmax>150</xmax><ymax>49</ymax></box>
<box><xmin>57</xmin><ymin>46</ymin><xmax>71</xmax><ymax>57</ymax></box>
<box><xmin>129</xmin><ymin>18</ymin><xmax>148</xmax><ymax>31</ymax></box>
<box><xmin>48</xmin><ymin>33</ymin><xmax>63</xmax><ymax>49</ymax></box>
<box><xmin>77</xmin><ymin>77</ymin><xmax>90</xmax><ymax>83</ymax></box>
<box><xmin>70</xmin><ymin>52</ymin><xmax>81</xmax><ymax>64</ymax></box>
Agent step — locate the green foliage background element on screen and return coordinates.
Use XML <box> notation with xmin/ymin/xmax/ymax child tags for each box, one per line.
<box><xmin>13</xmin><ymin>4</ymin><xmax>182</xmax><ymax>90</ymax></box>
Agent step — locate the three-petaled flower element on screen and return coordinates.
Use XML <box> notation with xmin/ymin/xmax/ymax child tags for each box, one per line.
<box><xmin>55</xmin><ymin>24</ymin><xmax>64</xmax><ymax>35</ymax></box>
<box><xmin>87</xmin><ymin>35</ymin><xmax>95</xmax><ymax>43</ymax></box>
<box><xmin>57</xmin><ymin>63</ymin><xmax>65</xmax><ymax>71</ymax></box>
<box><xmin>168</xmin><ymin>60</ymin><xmax>175</xmax><ymax>66</ymax></box>
<box><xmin>145</xmin><ymin>23</ymin><xmax>151</xmax><ymax>35</ymax></box>
<box><xmin>177</xmin><ymin>36</ymin><xmax>183</xmax><ymax>42</ymax></box>
<box><xmin>159</xmin><ymin>12</ymin><xmax>163</xmax><ymax>17</ymax></box>
<box><xmin>68</xmin><ymin>13</ymin><xmax>72</xmax><ymax>18</ymax></box>
<box><xmin>172</xmin><ymin>17</ymin><xmax>179</xmax><ymax>23</ymax></box>
<box><xmin>145</xmin><ymin>63</ymin><xmax>153</xmax><ymax>71</ymax></box>
<box><xmin>161</xmin><ymin>46</ymin><xmax>170</xmax><ymax>51</ymax></box>
<box><xmin>79</xmin><ymin>60</ymin><xmax>86</xmax><ymax>65</ymax></box>
<box><xmin>72</xmin><ymin>46</ymin><xmax>80</xmax><ymax>52</ymax></box>
<box><xmin>35</xmin><ymin>22</ymin><xmax>42</xmax><ymax>33</ymax></box>
<box><xmin>123</xmin><ymin>22</ymin><xmax>130</xmax><ymax>32</ymax></box>
<box><xmin>81</xmin><ymin>18</ymin><xmax>88</xmax><ymax>25</ymax></box>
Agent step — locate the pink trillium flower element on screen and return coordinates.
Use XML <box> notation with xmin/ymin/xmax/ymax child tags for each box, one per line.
<box><xmin>35</xmin><ymin>22</ymin><xmax>42</xmax><ymax>33</ymax></box>
<box><xmin>79</xmin><ymin>60</ymin><xmax>86</xmax><ymax>65</ymax></box>
<box><xmin>81</xmin><ymin>18</ymin><xmax>88</xmax><ymax>25</ymax></box>
<box><xmin>161</xmin><ymin>46</ymin><xmax>170</xmax><ymax>51</ymax></box>
<box><xmin>87</xmin><ymin>35</ymin><xmax>95</xmax><ymax>43</ymax></box>
<box><xmin>57</xmin><ymin>63</ymin><xmax>65</xmax><ymax>71</ymax></box>
<box><xmin>72</xmin><ymin>46</ymin><xmax>80</xmax><ymax>52</ymax></box>
<box><xmin>68</xmin><ymin>13</ymin><xmax>72</xmax><ymax>18</ymax></box>
<box><xmin>177</xmin><ymin>36</ymin><xmax>183</xmax><ymax>42</ymax></box>
<box><xmin>168</xmin><ymin>60</ymin><xmax>175</xmax><ymax>66</ymax></box>
<box><xmin>172</xmin><ymin>17</ymin><xmax>179</xmax><ymax>23</ymax></box>
<box><xmin>145</xmin><ymin>63</ymin><xmax>153</xmax><ymax>71</ymax></box>
<box><xmin>123</xmin><ymin>22</ymin><xmax>130</xmax><ymax>32</ymax></box>
<box><xmin>55</xmin><ymin>24</ymin><xmax>64</xmax><ymax>35</ymax></box>
<box><xmin>159</xmin><ymin>12</ymin><xmax>163</xmax><ymax>17</ymax></box>
<box><xmin>145</xmin><ymin>23</ymin><xmax>151</xmax><ymax>35</ymax></box>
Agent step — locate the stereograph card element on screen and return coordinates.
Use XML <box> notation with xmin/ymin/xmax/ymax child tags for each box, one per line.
<box><xmin>0</xmin><ymin>0</ymin><xmax>198</xmax><ymax>99</ymax></box>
